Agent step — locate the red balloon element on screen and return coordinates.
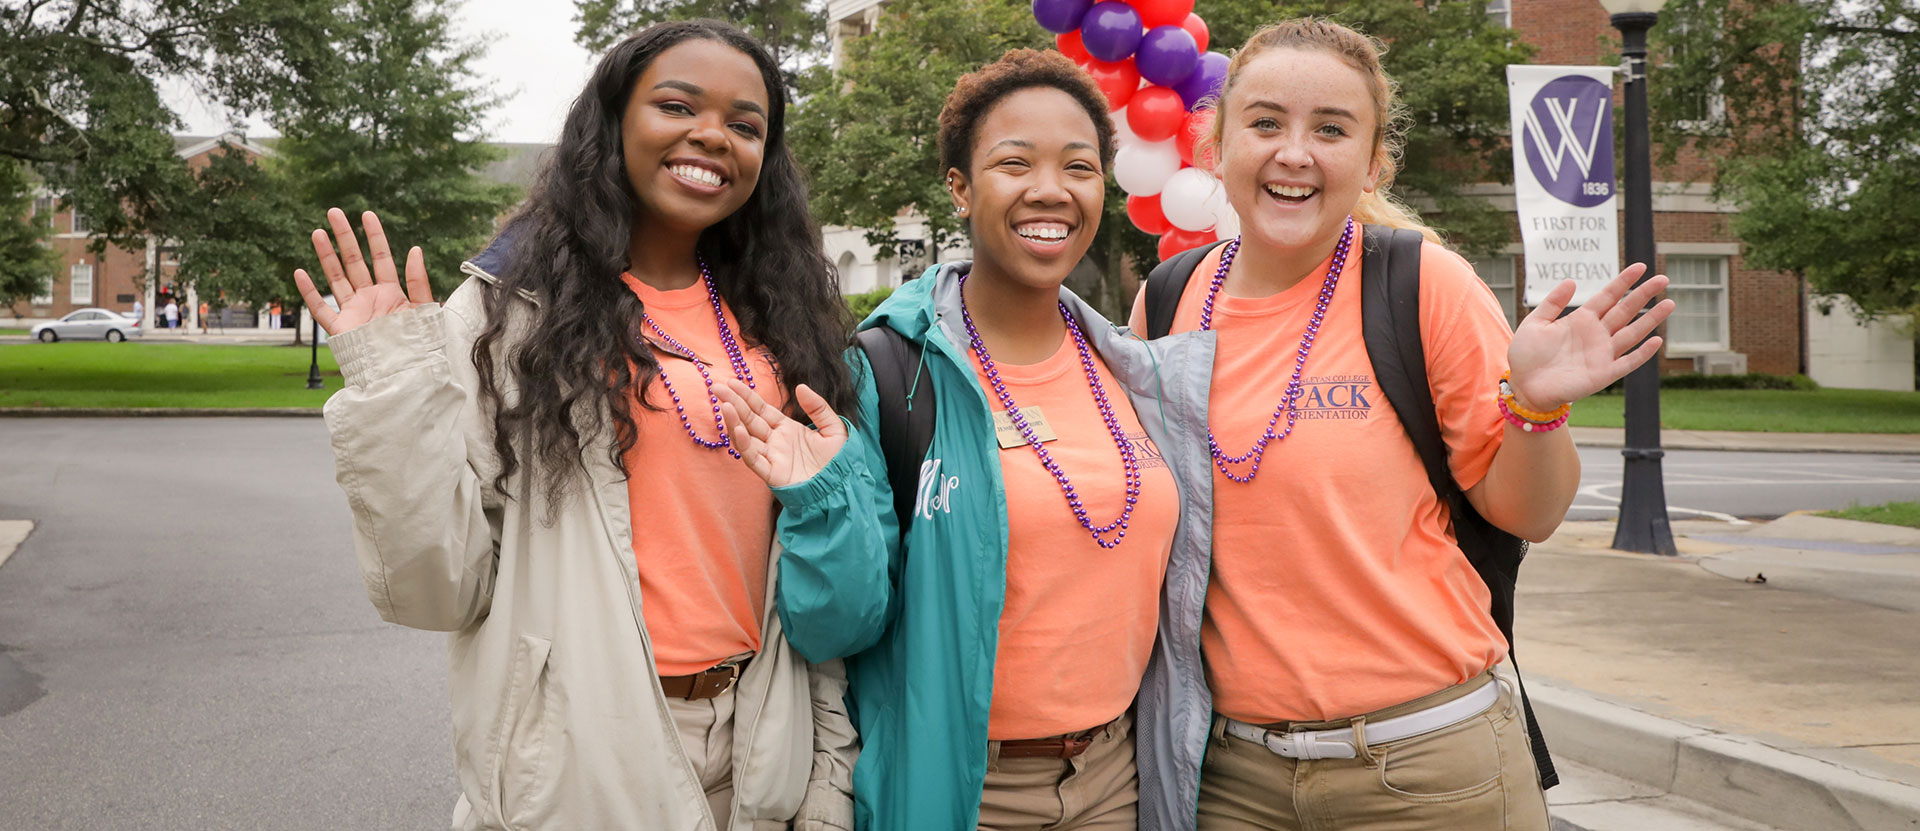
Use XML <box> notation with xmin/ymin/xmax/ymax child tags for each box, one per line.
<box><xmin>1056</xmin><ymin>30</ymin><xmax>1092</xmax><ymax>64</ymax></box>
<box><xmin>1174</xmin><ymin>107</ymin><xmax>1216</xmax><ymax>167</ymax></box>
<box><xmin>1157</xmin><ymin>226</ymin><xmax>1215</xmax><ymax>261</ymax></box>
<box><xmin>1127</xmin><ymin>194</ymin><xmax>1172</xmax><ymax>235</ymax></box>
<box><xmin>1126</xmin><ymin>85</ymin><xmax>1186</xmax><ymax>143</ymax></box>
<box><xmin>1179</xmin><ymin>12</ymin><xmax>1209</xmax><ymax>53</ymax></box>
<box><xmin>1084</xmin><ymin>58</ymin><xmax>1141</xmax><ymax>110</ymax></box>
<box><xmin>1129</xmin><ymin>0</ymin><xmax>1194</xmax><ymax>30</ymax></box>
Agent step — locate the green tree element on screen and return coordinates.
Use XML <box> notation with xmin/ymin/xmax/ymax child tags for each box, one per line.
<box><xmin>0</xmin><ymin>160</ymin><xmax>58</xmax><ymax>311</ymax></box>
<box><xmin>1651</xmin><ymin>0</ymin><xmax>1918</xmax><ymax>318</ymax></box>
<box><xmin>160</xmin><ymin>144</ymin><xmax>309</xmax><ymax>312</ymax></box>
<box><xmin>791</xmin><ymin>0</ymin><xmax>1530</xmax><ymax>318</ymax></box>
<box><xmin>572</xmin><ymin>0</ymin><xmax>823</xmax><ymax>69</ymax></box>
<box><xmin>0</xmin><ymin>0</ymin><xmax>333</xmax><ymax>258</ymax></box>
<box><xmin>272</xmin><ymin>0</ymin><xmax>519</xmax><ymax>303</ymax></box>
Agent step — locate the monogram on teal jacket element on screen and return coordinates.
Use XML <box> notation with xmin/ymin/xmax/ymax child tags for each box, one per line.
<box><xmin>768</xmin><ymin>262</ymin><xmax>1218</xmax><ymax>831</ymax></box>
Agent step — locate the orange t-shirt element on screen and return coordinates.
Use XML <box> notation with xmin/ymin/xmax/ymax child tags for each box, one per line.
<box><xmin>1131</xmin><ymin>239</ymin><xmax>1513</xmax><ymax>723</ymax></box>
<box><xmin>970</xmin><ymin>328</ymin><xmax>1181</xmax><ymax>739</ymax></box>
<box><xmin>621</xmin><ymin>273</ymin><xmax>785</xmax><ymax>676</ymax></box>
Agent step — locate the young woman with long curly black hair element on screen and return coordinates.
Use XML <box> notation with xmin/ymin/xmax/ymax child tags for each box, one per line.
<box><xmin>293</xmin><ymin>20</ymin><xmax>858</xmax><ymax>831</ymax></box>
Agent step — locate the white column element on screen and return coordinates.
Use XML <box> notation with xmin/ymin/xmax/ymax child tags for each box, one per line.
<box><xmin>143</xmin><ymin>239</ymin><xmax>158</xmax><ymax>330</ymax></box>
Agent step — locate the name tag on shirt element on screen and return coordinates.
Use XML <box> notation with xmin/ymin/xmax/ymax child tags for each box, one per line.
<box><xmin>993</xmin><ymin>407</ymin><xmax>1060</xmax><ymax>449</ymax></box>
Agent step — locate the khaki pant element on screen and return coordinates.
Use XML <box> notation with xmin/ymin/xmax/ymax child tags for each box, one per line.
<box><xmin>979</xmin><ymin>712</ymin><xmax>1139</xmax><ymax>831</ymax></box>
<box><xmin>1197</xmin><ymin>675</ymin><xmax>1548</xmax><ymax>831</ymax></box>
<box><xmin>667</xmin><ymin>688</ymin><xmax>737</xmax><ymax>830</ymax></box>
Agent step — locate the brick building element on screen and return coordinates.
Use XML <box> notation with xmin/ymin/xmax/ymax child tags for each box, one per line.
<box><xmin>1481</xmin><ymin>0</ymin><xmax>1911</xmax><ymax>388</ymax></box>
<box><xmin>7</xmin><ymin>133</ymin><xmax>277</xmax><ymax>331</ymax></box>
<box><xmin>820</xmin><ymin>0</ymin><xmax>1912</xmax><ymax>389</ymax></box>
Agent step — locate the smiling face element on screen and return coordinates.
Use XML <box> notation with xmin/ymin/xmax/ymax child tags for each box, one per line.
<box><xmin>949</xmin><ymin>86</ymin><xmax>1105</xmax><ymax>292</ymax></box>
<box><xmin>621</xmin><ymin>38</ymin><xmax>770</xmax><ymax>238</ymax></box>
<box><xmin>1217</xmin><ymin>47</ymin><xmax>1382</xmax><ymax>256</ymax></box>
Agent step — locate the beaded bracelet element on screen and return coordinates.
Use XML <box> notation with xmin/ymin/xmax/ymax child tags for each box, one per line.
<box><xmin>1499</xmin><ymin>373</ymin><xmax>1571</xmax><ymax>420</ymax></box>
<box><xmin>1497</xmin><ymin>394</ymin><xmax>1569</xmax><ymax>432</ymax></box>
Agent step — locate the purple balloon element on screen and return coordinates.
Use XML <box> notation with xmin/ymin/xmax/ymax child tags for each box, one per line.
<box><xmin>1032</xmin><ymin>0</ymin><xmax>1092</xmax><ymax>34</ymax></box>
<box><xmin>1174</xmin><ymin>51</ymin><xmax>1229</xmax><ymax>110</ymax></box>
<box><xmin>1079</xmin><ymin>1</ymin><xmax>1144</xmax><ymax>62</ymax></box>
<box><xmin>1135</xmin><ymin>25</ymin><xmax>1199</xmax><ymax>87</ymax></box>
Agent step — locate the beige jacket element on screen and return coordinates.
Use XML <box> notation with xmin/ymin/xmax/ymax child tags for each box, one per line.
<box><xmin>321</xmin><ymin>276</ymin><xmax>857</xmax><ymax>830</ymax></box>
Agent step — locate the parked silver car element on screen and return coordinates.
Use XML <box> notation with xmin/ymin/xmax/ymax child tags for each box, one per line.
<box><xmin>31</xmin><ymin>308</ymin><xmax>142</xmax><ymax>342</ymax></box>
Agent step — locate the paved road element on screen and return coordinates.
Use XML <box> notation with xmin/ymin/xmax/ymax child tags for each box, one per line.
<box><xmin>0</xmin><ymin>418</ymin><xmax>451</xmax><ymax>831</ymax></box>
<box><xmin>3</xmin><ymin>419</ymin><xmax>1917</xmax><ymax>829</ymax></box>
<box><xmin>1568</xmin><ymin>446</ymin><xmax>1920</xmax><ymax>524</ymax></box>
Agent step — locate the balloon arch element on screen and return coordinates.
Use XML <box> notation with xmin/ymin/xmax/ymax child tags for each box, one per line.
<box><xmin>1034</xmin><ymin>0</ymin><xmax>1236</xmax><ymax>260</ymax></box>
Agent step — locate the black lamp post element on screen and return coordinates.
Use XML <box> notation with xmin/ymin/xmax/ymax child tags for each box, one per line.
<box><xmin>306</xmin><ymin>306</ymin><xmax>325</xmax><ymax>390</ymax></box>
<box><xmin>1602</xmin><ymin>0</ymin><xmax>1676</xmax><ymax>556</ymax></box>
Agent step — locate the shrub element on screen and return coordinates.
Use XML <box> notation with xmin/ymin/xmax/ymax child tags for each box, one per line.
<box><xmin>846</xmin><ymin>287</ymin><xmax>895</xmax><ymax>322</ymax></box>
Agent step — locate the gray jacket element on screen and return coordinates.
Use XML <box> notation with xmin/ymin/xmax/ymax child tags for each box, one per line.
<box><xmin>321</xmin><ymin>270</ymin><xmax>856</xmax><ymax>830</ymax></box>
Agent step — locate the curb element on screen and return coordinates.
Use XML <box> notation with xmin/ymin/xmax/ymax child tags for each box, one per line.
<box><xmin>0</xmin><ymin>408</ymin><xmax>322</xmax><ymax>417</ymax></box>
<box><xmin>1531</xmin><ymin>682</ymin><xmax>1920</xmax><ymax>831</ymax></box>
<box><xmin>1570</xmin><ymin>428</ymin><xmax>1920</xmax><ymax>455</ymax></box>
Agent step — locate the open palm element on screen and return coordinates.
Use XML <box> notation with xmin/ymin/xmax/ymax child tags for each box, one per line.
<box><xmin>1507</xmin><ymin>264</ymin><xmax>1677</xmax><ymax>411</ymax></box>
<box><xmin>716</xmin><ymin>378</ymin><xmax>846</xmax><ymax>489</ymax></box>
<box><xmin>292</xmin><ymin>208</ymin><xmax>434</xmax><ymax>336</ymax></box>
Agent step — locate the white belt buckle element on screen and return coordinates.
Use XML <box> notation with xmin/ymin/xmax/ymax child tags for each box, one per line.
<box><xmin>1265</xmin><ymin>729</ymin><xmax>1357</xmax><ymax>760</ymax></box>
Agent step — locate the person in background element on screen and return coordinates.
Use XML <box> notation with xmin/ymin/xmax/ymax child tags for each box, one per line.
<box><xmin>163</xmin><ymin>299</ymin><xmax>179</xmax><ymax>332</ymax></box>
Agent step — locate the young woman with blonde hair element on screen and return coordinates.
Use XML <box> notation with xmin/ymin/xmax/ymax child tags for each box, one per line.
<box><xmin>1132</xmin><ymin>18</ymin><xmax>1674</xmax><ymax>831</ymax></box>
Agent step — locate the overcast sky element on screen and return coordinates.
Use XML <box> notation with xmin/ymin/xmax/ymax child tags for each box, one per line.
<box><xmin>166</xmin><ymin>0</ymin><xmax>599</xmax><ymax>144</ymax></box>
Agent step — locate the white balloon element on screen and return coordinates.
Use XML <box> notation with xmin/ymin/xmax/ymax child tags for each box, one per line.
<box><xmin>1110</xmin><ymin>110</ymin><xmax>1139</xmax><ymax>147</ymax></box>
<box><xmin>1212</xmin><ymin>201</ymin><xmax>1241</xmax><ymax>241</ymax></box>
<box><xmin>1161</xmin><ymin>167</ymin><xmax>1225</xmax><ymax>232</ymax></box>
<box><xmin>1113</xmin><ymin>139</ymin><xmax>1182</xmax><ymax>197</ymax></box>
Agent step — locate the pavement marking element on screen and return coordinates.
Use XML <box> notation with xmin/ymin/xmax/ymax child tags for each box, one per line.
<box><xmin>0</xmin><ymin>520</ymin><xmax>33</xmax><ymax>572</ymax></box>
<box><xmin>1574</xmin><ymin>482</ymin><xmax>1751</xmax><ymax>525</ymax></box>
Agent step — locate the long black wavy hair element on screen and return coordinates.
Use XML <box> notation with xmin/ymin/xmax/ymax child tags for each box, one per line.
<box><xmin>472</xmin><ymin>19</ymin><xmax>855</xmax><ymax>511</ymax></box>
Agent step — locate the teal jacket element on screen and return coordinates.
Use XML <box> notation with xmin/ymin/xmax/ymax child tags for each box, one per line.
<box><xmin>769</xmin><ymin>262</ymin><xmax>1218</xmax><ymax>831</ymax></box>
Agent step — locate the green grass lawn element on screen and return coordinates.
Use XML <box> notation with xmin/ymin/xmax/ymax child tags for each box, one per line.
<box><xmin>0</xmin><ymin>327</ymin><xmax>28</xmax><ymax>336</ymax></box>
<box><xmin>0</xmin><ymin>342</ymin><xmax>339</xmax><ymax>409</ymax></box>
<box><xmin>1819</xmin><ymin>501</ymin><xmax>1920</xmax><ymax>529</ymax></box>
<box><xmin>1570</xmin><ymin>388</ymin><xmax>1920</xmax><ymax>433</ymax></box>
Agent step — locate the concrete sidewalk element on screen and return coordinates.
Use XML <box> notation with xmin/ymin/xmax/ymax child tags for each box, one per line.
<box><xmin>1524</xmin><ymin>515</ymin><xmax>1920</xmax><ymax>830</ymax></box>
<box><xmin>1571</xmin><ymin>426</ymin><xmax>1920</xmax><ymax>455</ymax></box>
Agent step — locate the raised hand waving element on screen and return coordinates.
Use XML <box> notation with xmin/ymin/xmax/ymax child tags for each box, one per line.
<box><xmin>292</xmin><ymin>208</ymin><xmax>435</xmax><ymax>336</ymax></box>
<box><xmin>1506</xmin><ymin>264</ymin><xmax>1677</xmax><ymax>412</ymax></box>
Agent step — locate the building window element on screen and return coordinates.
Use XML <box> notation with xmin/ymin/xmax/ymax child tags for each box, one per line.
<box><xmin>32</xmin><ymin>277</ymin><xmax>53</xmax><ymax>306</ymax></box>
<box><xmin>1664</xmin><ymin>255</ymin><xmax>1728</xmax><ymax>351</ymax></box>
<box><xmin>32</xmin><ymin>195</ymin><xmax>55</xmax><ymax>219</ymax></box>
<box><xmin>1485</xmin><ymin>0</ymin><xmax>1511</xmax><ymax>28</ymax></box>
<box><xmin>1472</xmin><ymin>255</ymin><xmax>1519</xmax><ymax>327</ymax></box>
<box><xmin>70</xmin><ymin>264</ymin><xmax>94</xmax><ymax>305</ymax></box>
<box><xmin>71</xmin><ymin>207</ymin><xmax>90</xmax><ymax>235</ymax></box>
<box><xmin>1666</xmin><ymin>17</ymin><xmax>1725</xmax><ymax>130</ymax></box>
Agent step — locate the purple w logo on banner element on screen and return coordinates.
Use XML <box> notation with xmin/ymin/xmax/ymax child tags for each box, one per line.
<box><xmin>1523</xmin><ymin>75</ymin><xmax>1615</xmax><ymax>208</ymax></box>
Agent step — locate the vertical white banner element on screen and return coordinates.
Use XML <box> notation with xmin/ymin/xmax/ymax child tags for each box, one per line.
<box><xmin>1507</xmin><ymin>65</ymin><xmax>1620</xmax><ymax>306</ymax></box>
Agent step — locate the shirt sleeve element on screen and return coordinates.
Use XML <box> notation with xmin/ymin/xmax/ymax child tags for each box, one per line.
<box><xmin>1418</xmin><ymin>243</ymin><xmax>1513</xmax><ymax>492</ymax></box>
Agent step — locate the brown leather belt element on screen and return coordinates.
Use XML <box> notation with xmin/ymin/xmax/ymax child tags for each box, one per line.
<box><xmin>997</xmin><ymin>728</ymin><xmax>1100</xmax><ymax>759</ymax></box>
<box><xmin>659</xmin><ymin>663</ymin><xmax>740</xmax><ymax>700</ymax></box>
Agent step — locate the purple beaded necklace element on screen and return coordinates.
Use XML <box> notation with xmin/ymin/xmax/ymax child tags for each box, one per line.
<box><xmin>957</xmin><ymin>271</ymin><xmax>1142</xmax><ymax>549</ymax></box>
<box><xmin>1200</xmin><ymin>217</ymin><xmax>1355</xmax><ymax>484</ymax></box>
<box><xmin>636</xmin><ymin>257</ymin><xmax>756</xmax><ymax>459</ymax></box>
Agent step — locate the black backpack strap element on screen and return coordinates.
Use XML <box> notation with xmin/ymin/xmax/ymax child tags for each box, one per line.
<box><xmin>854</xmin><ymin>327</ymin><xmax>936</xmax><ymax>537</ymax></box>
<box><xmin>1143</xmin><ymin>240</ymin><xmax>1228</xmax><ymax>339</ymax></box>
<box><xmin>1358</xmin><ymin>224</ymin><xmax>1558</xmax><ymax>789</ymax></box>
